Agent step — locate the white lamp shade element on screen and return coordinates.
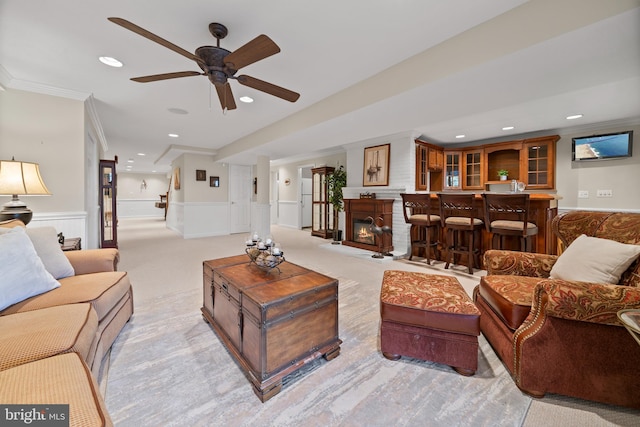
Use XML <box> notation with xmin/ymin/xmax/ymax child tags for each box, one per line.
<box><xmin>0</xmin><ymin>160</ymin><xmax>51</xmax><ymax>195</ymax></box>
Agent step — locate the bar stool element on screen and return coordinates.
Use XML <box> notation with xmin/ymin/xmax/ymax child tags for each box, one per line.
<box><xmin>482</xmin><ymin>193</ymin><xmax>538</xmax><ymax>252</ymax></box>
<box><xmin>438</xmin><ymin>193</ymin><xmax>483</xmax><ymax>274</ymax></box>
<box><xmin>400</xmin><ymin>193</ymin><xmax>440</xmax><ymax>264</ymax></box>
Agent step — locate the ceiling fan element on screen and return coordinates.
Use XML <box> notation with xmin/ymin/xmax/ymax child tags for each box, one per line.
<box><xmin>108</xmin><ymin>17</ymin><xmax>300</xmax><ymax>111</ymax></box>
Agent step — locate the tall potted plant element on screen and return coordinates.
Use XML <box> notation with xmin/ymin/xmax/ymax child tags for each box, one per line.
<box><xmin>327</xmin><ymin>165</ymin><xmax>347</xmax><ymax>243</ymax></box>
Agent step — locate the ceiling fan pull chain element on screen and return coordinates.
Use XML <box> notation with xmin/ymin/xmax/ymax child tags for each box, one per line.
<box><xmin>223</xmin><ymin>85</ymin><xmax>227</xmax><ymax>115</ymax></box>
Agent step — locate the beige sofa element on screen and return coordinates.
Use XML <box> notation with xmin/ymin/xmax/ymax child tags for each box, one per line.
<box><xmin>0</xmin><ymin>219</ymin><xmax>134</xmax><ymax>426</ymax></box>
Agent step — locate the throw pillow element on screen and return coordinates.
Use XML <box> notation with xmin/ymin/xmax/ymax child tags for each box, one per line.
<box><xmin>0</xmin><ymin>227</ymin><xmax>60</xmax><ymax>311</ymax></box>
<box><xmin>25</xmin><ymin>227</ymin><xmax>75</xmax><ymax>279</ymax></box>
<box><xmin>0</xmin><ymin>225</ymin><xmax>75</xmax><ymax>279</ymax></box>
<box><xmin>550</xmin><ymin>234</ymin><xmax>640</xmax><ymax>284</ymax></box>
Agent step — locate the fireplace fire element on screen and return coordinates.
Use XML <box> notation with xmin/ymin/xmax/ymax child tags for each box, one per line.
<box><xmin>353</xmin><ymin>219</ymin><xmax>375</xmax><ymax>245</ymax></box>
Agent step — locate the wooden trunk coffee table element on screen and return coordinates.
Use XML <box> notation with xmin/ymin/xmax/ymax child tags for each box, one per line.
<box><xmin>202</xmin><ymin>255</ymin><xmax>341</xmax><ymax>401</ymax></box>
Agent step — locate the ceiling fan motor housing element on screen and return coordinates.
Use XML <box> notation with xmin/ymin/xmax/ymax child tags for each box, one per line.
<box><xmin>195</xmin><ymin>46</ymin><xmax>236</xmax><ymax>86</ymax></box>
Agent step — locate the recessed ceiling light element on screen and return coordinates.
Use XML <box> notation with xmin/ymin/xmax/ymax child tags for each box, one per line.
<box><xmin>566</xmin><ymin>114</ymin><xmax>583</xmax><ymax>120</ymax></box>
<box><xmin>99</xmin><ymin>56</ymin><xmax>123</xmax><ymax>67</ymax></box>
<box><xmin>127</xmin><ymin>159</ymin><xmax>134</xmax><ymax>163</ymax></box>
<box><xmin>239</xmin><ymin>96</ymin><xmax>254</xmax><ymax>103</ymax></box>
<box><xmin>168</xmin><ymin>133</ymin><xmax>179</xmax><ymax>138</ymax></box>
<box><xmin>137</xmin><ymin>152</ymin><xmax>146</xmax><ymax>156</ymax></box>
<box><xmin>168</xmin><ymin>108</ymin><xmax>189</xmax><ymax>115</ymax></box>
<box><xmin>455</xmin><ymin>134</ymin><xmax>466</xmax><ymax>139</ymax></box>
<box><xmin>502</xmin><ymin>126</ymin><xmax>515</xmax><ymax>131</ymax></box>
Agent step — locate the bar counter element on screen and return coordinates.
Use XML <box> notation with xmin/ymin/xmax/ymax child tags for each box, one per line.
<box><xmin>423</xmin><ymin>192</ymin><xmax>561</xmax><ymax>257</ymax></box>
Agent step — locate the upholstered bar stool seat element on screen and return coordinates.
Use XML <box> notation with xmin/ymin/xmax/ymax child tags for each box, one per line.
<box><xmin>438</xmin><ymin>193</ymin><xmax>484</xmax><ymax>274</ymax></box>
<box><xmin>401</xmin><ymin>193</ymin><xmax>440</xmax><ymax>264</ymax></box>
<box><xmin>482</xmin><ymin>193</ymin><xmax>538</xmax><ymax>252</ymax></box>
<box><xmin>380</xmin><ymin>270</ymin><xmax>481</xmax><ymax>375</ymax></box>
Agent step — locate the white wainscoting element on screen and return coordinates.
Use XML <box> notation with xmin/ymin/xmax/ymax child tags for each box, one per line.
<box><xmin>30</xmin><ymin>211</ymin><xmax>87</xmax><ymax>247</ymax></box>
<box><xmin>277</xmin><ymin>200</ymin><xmax>299</xmax><ymax>229</ymax></box>
<box><xmin>117</xmin><ymin>199</ymin><xmax>165</xmax><ymax>218</ymax></box>
<box><xmin>167</xmin><ymin>202</ymin><xmax>230</xmax><ymax>239</ymax></box>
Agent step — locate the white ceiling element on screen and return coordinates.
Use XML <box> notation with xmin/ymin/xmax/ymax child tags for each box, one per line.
<box><xmin>1</xmin><ymin>0</ymin><xmax>639</xmax><ymax>173</ymax></box>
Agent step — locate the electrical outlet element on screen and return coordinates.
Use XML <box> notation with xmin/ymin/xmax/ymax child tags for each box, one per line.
<box><xmin>597</xmin><ymin>189</ymin><xmax>613</xmax><ymax>197</ymax></box>
<box><xmin>578</xmin><ymin>190</ymin><xmax>589</xmax><ymax>199</ymax></box>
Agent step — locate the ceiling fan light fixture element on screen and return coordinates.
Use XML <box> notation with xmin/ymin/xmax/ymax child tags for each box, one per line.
<box><xmin>99</xmin><ymin>56</ymin><xmax>123</xmax><ymax>67</ymax></box>
<box><xmin>239</xmin><ymin>96</ymin><xmax>254</xmax><ymax>103</ymax></box>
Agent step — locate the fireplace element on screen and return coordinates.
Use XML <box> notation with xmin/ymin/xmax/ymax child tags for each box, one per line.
<box><xmin>343</xmin><ymin>198</ymin><xmax>394</xmax><ymax>252</ymax></box>
<box><xmin>352</xmin><ymin>218</ymin><xmax>376</xmax><ymax>245</ymax></box>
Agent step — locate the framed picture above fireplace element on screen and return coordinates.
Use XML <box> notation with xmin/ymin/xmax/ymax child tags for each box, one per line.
<box><xmin>363</xmin><ymin>144</ymin><xmax>390</xmax><ymax>186</ymax></box>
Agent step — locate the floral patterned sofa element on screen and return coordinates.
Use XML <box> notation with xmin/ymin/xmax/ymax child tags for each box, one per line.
<box><xmin>474</xmin><ymin>210</ymin><xmax>640</xmax><ymax>409</ymax></box>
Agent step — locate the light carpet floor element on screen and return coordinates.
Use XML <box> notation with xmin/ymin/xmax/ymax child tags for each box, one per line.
<box><xmin>104</xmin><ymin>218</ymin><xmax>640</xmax><ymax>426</ymax></box>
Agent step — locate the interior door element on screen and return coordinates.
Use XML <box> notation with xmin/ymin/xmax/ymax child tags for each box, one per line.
<box><xmin>99</xmin><ymin>160</ymin><xmax>118</xmax><ymax>248</ymax></box>
<box><xmin>301</xmin><ymin>176</ymin><xmax>312</xmax><ymax>228</ymax></box>
<box><xmin>229</xmin><ymin>164</ymin><xmax>252</xmax><ymax>233</ymax></box>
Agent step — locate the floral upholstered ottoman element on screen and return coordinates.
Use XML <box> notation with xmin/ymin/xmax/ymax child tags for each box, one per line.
<box><xmin>380</xmin><ymin>270</ymin><xmax>481</xmax><ymax>375</ymax></box>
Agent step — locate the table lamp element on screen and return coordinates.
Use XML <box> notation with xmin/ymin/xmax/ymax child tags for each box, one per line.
<box><xmin>0</xmin><ymin>158</ymin><xmax>51</xmax><ymax>225</ymax></box>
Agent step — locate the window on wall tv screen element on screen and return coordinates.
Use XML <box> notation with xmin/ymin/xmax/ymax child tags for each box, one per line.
<box><xmin>572</xmin><ymin>131</ymin><xmax>633</xmax><ymax>161</ymax></box>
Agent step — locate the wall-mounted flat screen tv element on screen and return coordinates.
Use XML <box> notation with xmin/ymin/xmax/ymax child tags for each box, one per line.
<box><xmin>572</xmin><ymin>130</ymin><xmax>633</xmax><ymax>161</ymax></box>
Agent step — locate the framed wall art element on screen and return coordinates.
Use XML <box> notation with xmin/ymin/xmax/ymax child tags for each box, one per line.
<box><xmin>173</xmin><ymin>168</ymin><xmax>181</xmax><ymax>190</ymax></box>
<box><xmin>363</xmin><ymin>143</ymin><xmax>390</xmax><ymax>186</ymax></box>
<box><xmin>196</xmin><ymin>169</ymin><xmax>206</xmax><ymax>181</ymax></box>
<box><xmin>210</xmin><ymin>176</ymin><xmax>220</xmax><ymax>187</ymax></box>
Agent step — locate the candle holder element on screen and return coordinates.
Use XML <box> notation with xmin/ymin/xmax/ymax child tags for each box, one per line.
<box><xmin>245</xmin><ymin>243</ymin><xmax>285</xmax><ymax>273</ymax></box>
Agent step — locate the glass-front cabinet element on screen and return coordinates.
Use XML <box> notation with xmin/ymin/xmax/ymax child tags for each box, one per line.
<box><xmin>311</xmin><ymin>166</ymin><xmax>334</xmax><ymax>239</ymax></box>
<box><xmin>463</xmin><ymin>149</ymin><xmax>484</xmax><ymax>189</ymax></box>
<box><xmin>523</xmin><ymin>136</ymin><xmax>557</xmax><ymax>189</ymax></box>
<box><xmin>415</xmin><ymin>135</ymin><xmax>557</xmax><ymax>191</ymax></box>
<box><xmin>443</xmin><ymin>151</ymin><xmax>461</xmax><ymax>190</ymax></box>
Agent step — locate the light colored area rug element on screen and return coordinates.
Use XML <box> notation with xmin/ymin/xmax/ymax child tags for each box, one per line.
<box><xmin>106</xmin><ymin>277</ymin><xmax>530</xmax><ymax>426</ymax></box>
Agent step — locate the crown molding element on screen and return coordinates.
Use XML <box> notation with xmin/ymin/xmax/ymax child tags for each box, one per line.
<box><xmin>0</xmin><ymin>64</ymin><xmax>89</xmax><ymax>100</ymax></box>
<box><xmin>85</xmin><ymin>95</ymin><xmax>108</xmax><ymax>152</ymax></box>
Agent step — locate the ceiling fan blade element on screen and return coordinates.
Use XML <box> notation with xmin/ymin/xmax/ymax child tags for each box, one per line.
<box><xmin>224</xmin><ymin>35</ymin><xmax>280</xmax><ymax>70</ymax></box>
<box><xmin>108</xmin><ymin>17</ymin><xmax>203</xmax><ymax>65</ymax></box>
<box><xmin>131</xmin><ymin>71</ymin><xmax>203</xmax><ymax>83</ymax></box>
<box><xmin>237</xmin><ymin>75</ymin><xmax>300</xmax><ymax>102</ymax></box>
<box><xmin>215</xmin><ymin>83</ymin><xmax>237</xmax><ymax>111</ymax></box>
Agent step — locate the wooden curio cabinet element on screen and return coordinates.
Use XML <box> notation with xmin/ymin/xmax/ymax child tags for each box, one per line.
<box><xmin>311</xmin><ymin>166</ymin><xmax>334</xmax><ymax>239</ymax></box>
<box><xmin>99</xmin><ymin>159</ymin><xmax>118</xmax><ymax>248</ymax></box>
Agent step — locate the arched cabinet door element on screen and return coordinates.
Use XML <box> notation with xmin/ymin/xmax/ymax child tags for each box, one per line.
<box><xmin>99</xmin><ymin>159</ymin><xmax>118</xmax><ymax>248</ymax></box>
